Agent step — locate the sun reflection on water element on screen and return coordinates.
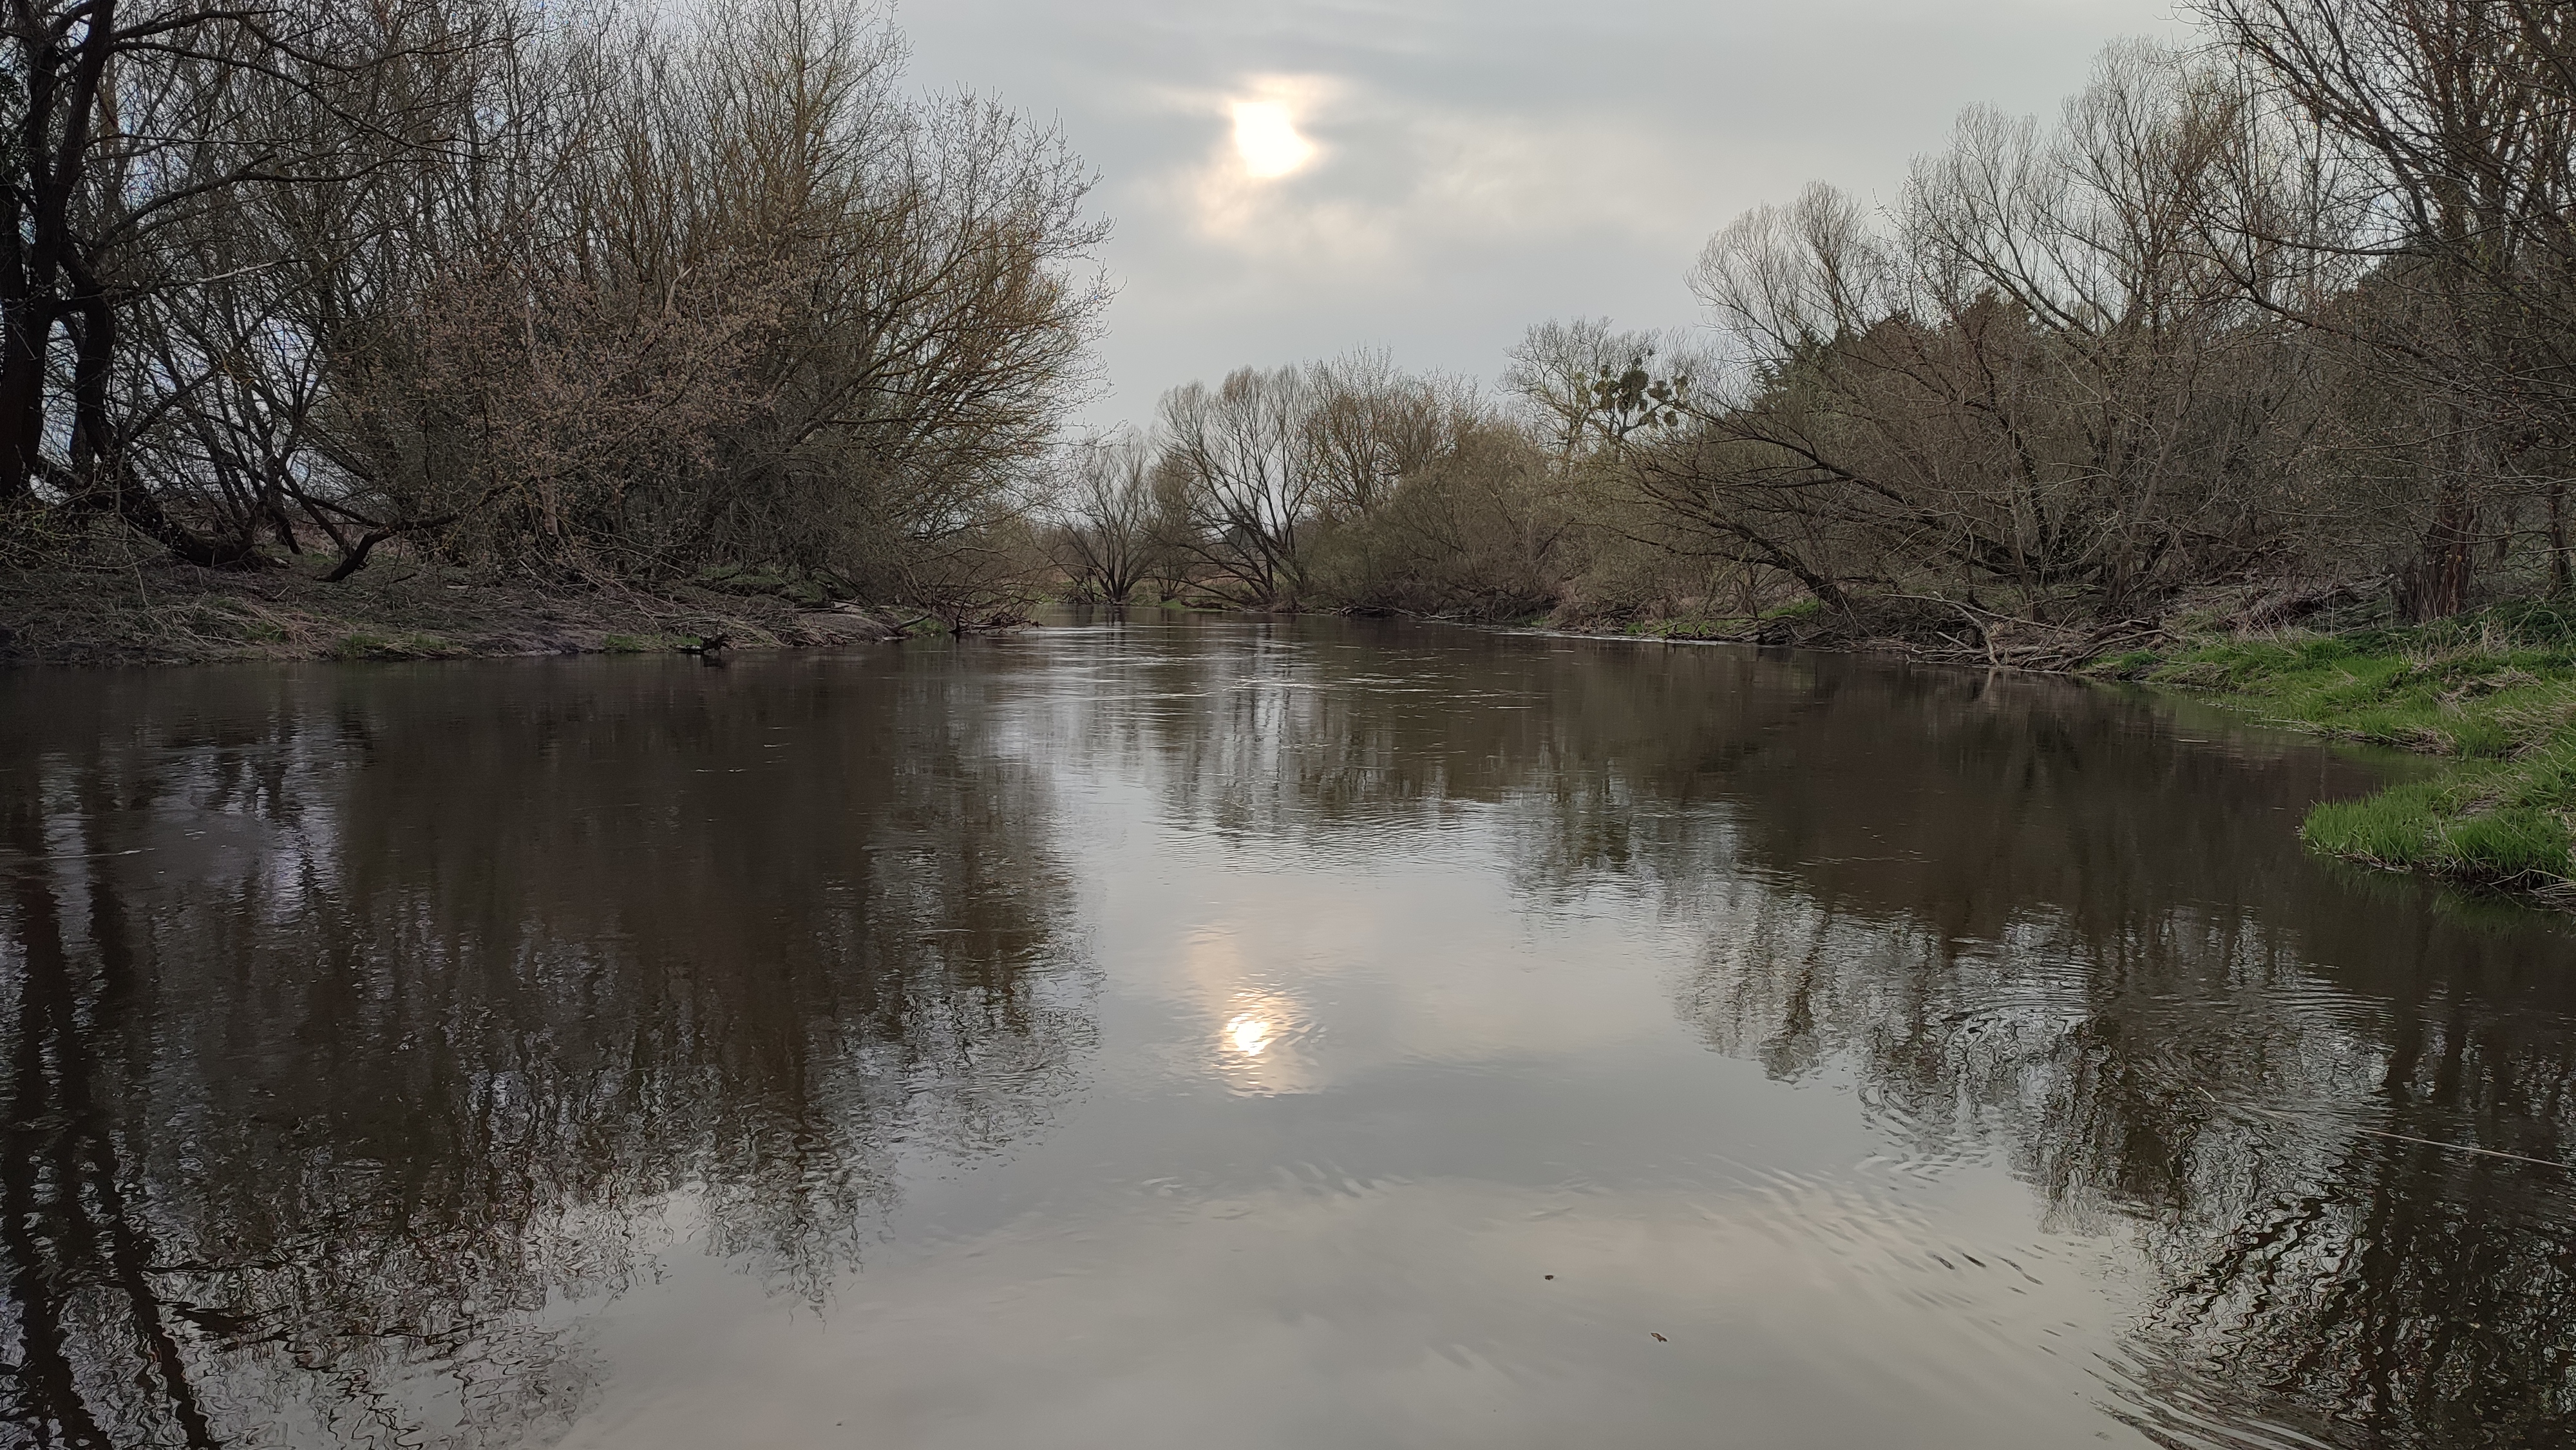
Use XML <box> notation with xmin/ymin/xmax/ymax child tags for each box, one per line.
<box><xmin>1211</xmin><ymin>987</ymin><xmax>1318</xmax><ymax>1093</ymax></box>
<box><xmin>1225</xmin><ymin>1013</ymin><xmax>1275</xmax><ymax>1057</ymax></box>
<box><xmin>1181</xmin><ymin>929</ymin><xmax>1321</xmax><ymax>1093</ymax></box>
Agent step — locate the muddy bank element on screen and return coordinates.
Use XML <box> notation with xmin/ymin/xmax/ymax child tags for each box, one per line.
<box><xmin>0</xmin><ymin>561</ymin><xmax>904</xmax><ymax>666</ymax></box>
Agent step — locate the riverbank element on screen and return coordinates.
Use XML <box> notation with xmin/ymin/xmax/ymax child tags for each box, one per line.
<box><xmin>1547</xmin><ymin>598</ymin><xmax>2576</xmax><ymax>909</ymax></box>
<box><xmin>18</xmin><ymin>569</ymin><xmax>2571</xmax><ymax>907</ymax></box>
<box><xmin>2086</xmin><ymin>601</ymin><xmax>2576</xmax><ymax>906</ymax></box>
<box><xmin>0</xmin><ymin>560</ymin><xmax>904</xmax><ymax>666</ymax></box>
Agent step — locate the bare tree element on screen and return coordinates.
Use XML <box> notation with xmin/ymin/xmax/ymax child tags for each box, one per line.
<box><xmin>1633</xmin><ymin>44</ymin><xmax>2343</xmax><ymax>627</ymax></box>
<box><xmin>1503</xmin><ymin>317</ymin><xmax>1695</xmax><ymax>461</ymax></box>
<box><xmin>2198</xmin><ymin>0</ymin><xmax>2576</xmax><ymax>614</ymax></box>
<box><xmin>0</xmin><ymin>0</ymin><xmax>1108</xmax><ymax>614</ymax></box>
<box><xmin>1153</xmin><ymin>366</ymin><xmax>1319</xmax><ymax>607</ymax></box>
<box><xmin>0</xmin><ymin>0</ymin><xmax>480</xmax><ymax>563</ymax></box>
<box><xmin>1053</xmin><ymin>430</ymin><xmax>1160</xmax><ymax>603</ymax></box>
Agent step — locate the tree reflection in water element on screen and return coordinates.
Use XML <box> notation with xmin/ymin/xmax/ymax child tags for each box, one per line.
<box><xmin>5</xmin><ymin>622</ymin><xmax>2575</xmax><ymax>1449</ymax></box>
<box><xmin>1642</xmin><ymin>669</ymin><xmax>2576</xmax><ymax>1449</ymax></box>
<box><xmin>0</xmin><ymin>657</ymin><xmax>1088</xmax><ymax>1447</ymax></box>
<box><xmin>1099</xmin><ymin>622</ymin><xmax>2576</xmax><ymax>1449</ymax></box>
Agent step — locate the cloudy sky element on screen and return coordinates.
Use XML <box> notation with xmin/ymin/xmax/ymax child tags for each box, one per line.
<box><xmin>899</xmin><ymin>1</ymin><xmax>2195</xmax><ymax>429</ymax></box>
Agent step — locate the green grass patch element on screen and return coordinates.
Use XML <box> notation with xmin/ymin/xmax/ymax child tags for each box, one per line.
<box><xmin>600</xmin><ymin>632</ymin><xmax>691</xmax><ymax>654</ymax></box>
<box><xmin>2116</xmin><ymin>601</ymin><xmax>2576</xmax><ymax>901</ymax></box>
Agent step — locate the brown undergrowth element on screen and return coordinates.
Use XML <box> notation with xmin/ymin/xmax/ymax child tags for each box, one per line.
<box><xmin>0</xmin><ymin>558</ymin><xmax>904</xmax><ymax>666</ymax></box>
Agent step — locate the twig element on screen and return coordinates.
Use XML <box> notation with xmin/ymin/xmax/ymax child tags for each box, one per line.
<box><xmin>2200</xmin><ymin>1086</ymin><xmax>2569</xmax><ymax>1169</ymax></box>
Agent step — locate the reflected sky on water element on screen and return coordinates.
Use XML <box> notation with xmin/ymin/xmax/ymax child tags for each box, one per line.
<box><xmin>5</xmin><ymin>615</ymin><xmax>2574</xmax><ymax>1448</ymax></box>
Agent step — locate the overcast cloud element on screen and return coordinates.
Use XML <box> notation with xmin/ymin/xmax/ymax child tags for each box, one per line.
<box><xmin>898</xmin><ymin>1</ymin><xmax>2196</xmax><ymax>428</ymax></box>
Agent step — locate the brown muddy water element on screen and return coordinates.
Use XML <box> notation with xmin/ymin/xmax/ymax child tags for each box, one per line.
<box><xmin>5</xmin><ymin>615</ymin><xmax>2575</xmax><ymax>1449</ymax></box>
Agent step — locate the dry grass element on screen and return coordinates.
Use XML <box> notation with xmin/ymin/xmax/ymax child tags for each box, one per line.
<box><xmin>1</xmin><ymin>556</ymin><xmax>902</xmax><ymax>666</ymax></box>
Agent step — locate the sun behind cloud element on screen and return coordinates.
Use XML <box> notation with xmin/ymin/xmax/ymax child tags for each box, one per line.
<box><xmin>1229</xmin><ymin>97</ymin><xmax>1316</xmax><ymax>179</ymax></box>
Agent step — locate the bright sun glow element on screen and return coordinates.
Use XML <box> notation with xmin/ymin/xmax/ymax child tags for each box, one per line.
<box><xmin>1229</xmin><ymin>100</ymin><xmax>1316</xmax><ymax>179</ymax></box>
<box><xmin>1225</xmin><ymin>1013</ymin><xmax>1275</xmax><ymax>1056</ymax></box>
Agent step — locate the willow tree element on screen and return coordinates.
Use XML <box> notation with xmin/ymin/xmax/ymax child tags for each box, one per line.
<box><xmin>1629</xmin><ymin>44</ymin><xmax>2349</xmax><ymax>627</ymax></box>
<box><xmin>2199</xmin><ymin>0</ymin><xmax>2576</xmax><ymax>613</ymax></box>
<box><xmin>0</xmin><ymin>0</ymin><xmax>1107</xmax><ymax>614</ymax></box>
<box><xmin>299</xmin><ymin>0</ymin><xmax>1108</xmax><ymax>595</ymax></box>
<box><xmin>0</xmin><ymin>0</ymin><xmax>476</xmax><ymax>563</ymax></box>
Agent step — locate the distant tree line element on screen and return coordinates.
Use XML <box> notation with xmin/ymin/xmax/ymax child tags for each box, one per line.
<box><xmin>1064</xmin><ymin>5</ymin><xmax>2576</xmax><ymax>654</ymax></box>
<box><xmin>0</xmin><ymin>0</ymin><xmax>1104</xmax><ymax>617</ymax></box>
<box><xmin>16</xmin><ymin>1</ymin><xmax>2576</xmax><ymax>647</ymax></box>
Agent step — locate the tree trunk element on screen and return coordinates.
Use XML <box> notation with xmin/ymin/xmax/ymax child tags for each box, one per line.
<box><xmin>2398</xmin><ymin>477</ymin><xmax>2478</xmax><ymax>621</ymax></box>
<box><xmin>2550</xmin><ymin>479</ymin><xmax>2570</xmax><ymax>595</ymax></box>
<box><xmin>0</xmin><ymin>300</ymin><xmax>53</xmax><ymax>504</ymax></box>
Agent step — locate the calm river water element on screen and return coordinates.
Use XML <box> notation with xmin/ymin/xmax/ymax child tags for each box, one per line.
<box><xmin>5</xmin><ymin>616</ymin><xmax>2576</xmax><ymax>1448</ymax></box>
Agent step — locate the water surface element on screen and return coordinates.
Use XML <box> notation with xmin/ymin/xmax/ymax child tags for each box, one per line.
<box><xmin>6</xmin><ymin>616</ymin><xmax>2575</xmax><ymax>1448</ymax></box>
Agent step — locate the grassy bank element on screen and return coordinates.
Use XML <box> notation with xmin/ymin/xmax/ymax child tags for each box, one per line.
<box><xmin>0</xmin><ymin>560</ymin><xmax>904</xmax><ymax>666</ymax></box>
<box><xmin>1544</xmin><ymin>595</ymin><xmax>2576</xmax><ymax>906</ymax></box>
<box><xmin>2094</xmin><ymin>601</ymin><xmax>2576</xmax><ymax>903</ymax></box>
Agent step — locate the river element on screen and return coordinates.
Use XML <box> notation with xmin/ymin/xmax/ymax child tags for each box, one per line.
<box><xmin>4</xmin><ymin>615</ymin><xmax>2573</xmax><ymax>1448</ymax></box>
